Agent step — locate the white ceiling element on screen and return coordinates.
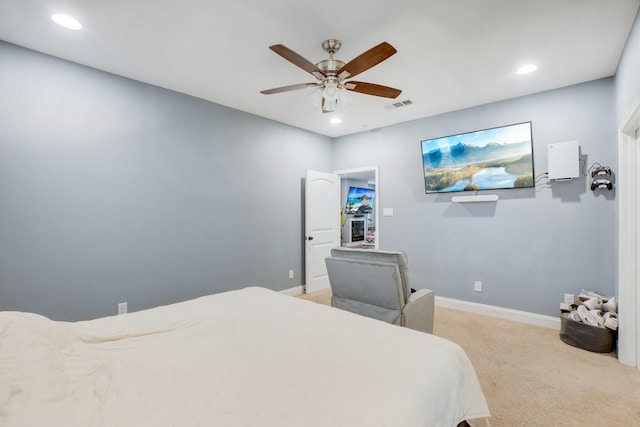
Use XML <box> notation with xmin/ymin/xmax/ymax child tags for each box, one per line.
<box><xmin>1</xmin><ymin>0</ymin><xmax>638</xmax><ymax>138</ymax></box>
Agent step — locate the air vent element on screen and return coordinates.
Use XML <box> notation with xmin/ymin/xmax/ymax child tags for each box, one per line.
<box><xmin>386</xmin><ymin>99</ymin><xmax>413</xmax><ymax>109</ymax></box>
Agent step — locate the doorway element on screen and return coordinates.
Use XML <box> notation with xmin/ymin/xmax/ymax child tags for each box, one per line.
<box><xmin>303</xmin><ymin>167</ymin><xmax>378</xmax><ymax>295</ymax></box>
<box><xmin>334</xmin><ymin>166</ymin><xmax>379</xmax><ymax>249</ymax></box>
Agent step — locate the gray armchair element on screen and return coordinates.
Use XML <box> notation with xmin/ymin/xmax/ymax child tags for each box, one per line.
<box><xmin>325</xmin><ymin>247</ymin><xmax>435</xmax><ymax>333</ymax></box>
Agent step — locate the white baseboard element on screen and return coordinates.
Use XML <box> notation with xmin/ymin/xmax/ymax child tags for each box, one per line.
<box><xmin>435</xmin><ymin>296</ymin><xmax>561</xmax><ymax>330</ymax></box>
<box><xmin>282</xmin><ymin>286</ymin><xmax>560</xmax><ymax>330</ymax></box>
<box><xmin>280</xmin><ymin>285</ymin><xmax>304</xmax><ymax>296</ymax></box>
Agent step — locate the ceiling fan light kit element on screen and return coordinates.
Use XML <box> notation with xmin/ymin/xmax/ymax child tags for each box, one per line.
<box><xmin>322</xmin><ymin>79</ymin><xmax>339</xmax><ymax>101</ymax></box>
<box><xmin>261</xmin><ymin>39</ymin><xmax>402</xmax><ymax>113</ymax></box>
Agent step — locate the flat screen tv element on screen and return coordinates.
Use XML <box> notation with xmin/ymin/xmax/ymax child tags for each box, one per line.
<box><xmin>345</xmin><ymin>186</ymin><xmax>375</xmax><ymax>214</ymax></box>
<box><xmin>421</xmin><ymin>121</ymin><xmax>534</xmax><ymax>194</ymax></box>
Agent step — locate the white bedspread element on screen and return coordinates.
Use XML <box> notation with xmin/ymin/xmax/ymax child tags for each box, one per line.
<box><xmin>0</xmin><ymin>287</ymin><xmax>489</xmax><ymax>426</ymax></box>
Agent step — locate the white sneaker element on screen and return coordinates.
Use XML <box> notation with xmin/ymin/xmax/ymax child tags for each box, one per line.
<box><xmin>578</xmin><ymin>290</ymin><xmax>605</xmax><ymax>301</ymax></box>
<box><xmin>604</xmin><ymin>312</ymin><xmax>619</xmax><ymax>330</ymax></box>
<box><xmin>591</xmin><ymin>309</ymin><xmax>605</xmax><ymax>328</ymax></box>
<box><xmin>602</xmin><ymin>297</ymin><xmax>617</xmax><ymax>313</ymax></box>
<box><xmin>567</xmin><ymin>310</ymin><xmax>581</xmax><ymax>322</ymax></box>
<box><xmin>577</xmin><ymin>305</ymin><xmax>601</xmax><ymax>327</ymax></box>
<box><xmin>560</xmin><ymin>302</ymin><xmax>573</xmax><ymax>312</ymax></box>
<box><xmin>582</xmin><ymin>297</ymin><xmax>603</xmax><ymax>310</ymax></box>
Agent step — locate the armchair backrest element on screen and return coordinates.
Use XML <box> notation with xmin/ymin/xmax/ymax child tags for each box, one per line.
<box><xmin>325</xmin><ymin>248</ymin><xmax>412</xmax><ymax>325</ymax></box>
<box><xmin>328</xmin><ymin>248</ymin><xmax>412</xmax><ymax>300</ymax></box>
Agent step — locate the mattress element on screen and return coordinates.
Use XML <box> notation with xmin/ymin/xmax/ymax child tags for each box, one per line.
<box><xmin>0</xmin><ymin>287</ymin><xmax>489</xmax><ymax>426</ymax></box>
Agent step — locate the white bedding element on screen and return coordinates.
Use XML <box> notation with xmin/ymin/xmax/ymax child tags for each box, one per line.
<box><xmin>0</xmin><ymin>287</ymin><xmax>489</xmax><ymax>426</ymax></box>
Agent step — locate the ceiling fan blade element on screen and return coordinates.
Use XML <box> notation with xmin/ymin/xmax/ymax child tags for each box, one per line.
<box><xmin>269</xmin><ymin>45</ymin><xmax>326</xmax><ymax>80</ymax></box>
<box><xmin>260</xmin><ymin>83</ymin><xmax>320</xmax><ymax>95</ymax></box>
<box><xmin>344</xmin><ymin>81</ymin><xmax>402</xmax><ymax>98</ymax></box>
<box><xmin>337</xmin><ymin>42</ymin><xmax>397</xmax><ymax>80</ymax></box>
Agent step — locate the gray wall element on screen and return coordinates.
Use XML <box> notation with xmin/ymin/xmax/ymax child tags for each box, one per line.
<box><xmin>0</xmin><ymin>41</ymin><xmax>331</xmax><ymax>321</ymax></box>
<box><xmin>616</xmin><ymin>10</ymin><xmax>640</xmax><ymax>126</ymax></box>
<box><xmin>332</xmin><ymin>79</ymin><xmax>617</xmax><ymax>317</ymax></box>
<box><xmin>2</xmin><ymin>18</ymin><xmax>636</xmax><ymax>321</ymax></box>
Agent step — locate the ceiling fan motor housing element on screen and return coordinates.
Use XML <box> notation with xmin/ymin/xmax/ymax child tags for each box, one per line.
<box><xmin>317</xmin><ymin>59</ymin><xmax>345</xmax><ymax>75</ymax></box>
<box><xmin>318</xmin><ymin>39</ymin><xmax>344</xmax><ymax>76</ymax></box>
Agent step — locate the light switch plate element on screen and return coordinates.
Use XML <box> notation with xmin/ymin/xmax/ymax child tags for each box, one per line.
<box><xmin>117</xmin><ymin>302</ymin><xmax>127</xmax><ymax>315</ymax></box>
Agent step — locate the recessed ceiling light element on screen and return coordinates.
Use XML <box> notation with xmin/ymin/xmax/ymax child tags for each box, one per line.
<box><xmin>516</xmin><ymin>64</ymin><xmax>538</xmax><ymax>75</ymax></box>
<box><xmin>330</xmin><ymin>117</ymin><xmax>342</xmax><ymax>124</ymax></box>
<box><xmin>51</xmin><ymin>13</ymin><xmax>82</xmax><ymax>30</ymax></box>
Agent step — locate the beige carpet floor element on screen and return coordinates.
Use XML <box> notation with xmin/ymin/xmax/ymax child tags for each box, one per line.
<box><xmin>298</xmin><ymin>290</ymin><xmax>640</xmax><ymax>427</ymax></box>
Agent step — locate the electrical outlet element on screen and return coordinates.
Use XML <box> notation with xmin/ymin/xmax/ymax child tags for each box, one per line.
<box><xmin>564</xmin><ymin>293</ymin><xmax>575</xmax><ymax>305</ymax></box>
<box><xmin>474</xmin><ymin>281</ymin><xmax>482</xmax><ymax>292</ymax></box>
<box><xmin>288</xmin><ymin>269</ymin><xmax>294</xmax><ymax>279</ymax></box>
<box><xmin>117</xmin><ymin>302</ymin><xmax>127</xmax><ymax>315</ymax></box>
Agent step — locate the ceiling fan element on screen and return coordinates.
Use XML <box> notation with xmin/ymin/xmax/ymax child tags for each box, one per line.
<box><xmin>260</xmin><ymin>39</ymin><xmax>402</xmax><ymax>113</ymax></box>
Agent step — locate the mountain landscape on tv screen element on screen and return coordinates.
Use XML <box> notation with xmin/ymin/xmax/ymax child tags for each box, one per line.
<box><xmin>423</xmin><ymin>139</ymin><xmax>534</xmax><ymax>193</ymax></box>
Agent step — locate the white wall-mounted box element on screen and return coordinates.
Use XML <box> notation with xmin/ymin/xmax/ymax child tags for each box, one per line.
<box><xmin>548</xmin><ymin>140</ymin><xmax>580</xmax><ymax>180</ymax></box>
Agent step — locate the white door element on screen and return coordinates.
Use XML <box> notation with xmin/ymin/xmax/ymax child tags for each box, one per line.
<box><xmin>305</xmin><ymin>170</ymin><xmax>340</xmax><ymax>294</ymax></box>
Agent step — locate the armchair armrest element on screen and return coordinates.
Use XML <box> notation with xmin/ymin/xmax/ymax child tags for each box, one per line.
<box><xmin>401</xmin><ymin>288</ymin><xmax>435</xmax><ymax>334</ymax></box>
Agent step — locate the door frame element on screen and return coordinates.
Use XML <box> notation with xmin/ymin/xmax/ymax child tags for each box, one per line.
<box><xmin>334</xmin><ymin>166</ymin><xmax>379</xmax><ymax>249</ymax></box>
<box><xmin>618</xmin><ymin>97</ymin><xmax>640</xmax><ymax>368</ymax></box>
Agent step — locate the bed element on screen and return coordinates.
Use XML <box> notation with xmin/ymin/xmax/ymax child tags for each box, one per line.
<box><xmin>0</xmin><ymin>287</ymin><xmax>490</xmax><ymax>426</ymax></box>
